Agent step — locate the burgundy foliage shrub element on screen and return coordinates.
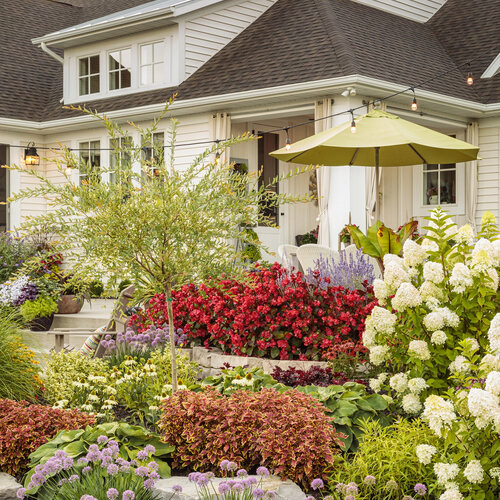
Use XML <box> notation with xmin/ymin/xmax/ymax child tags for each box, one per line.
<box><xmin>132</xmin><ymin>264</ymin><xmax>376</xmax><ymax>360</ymax></box>
<box><xmin>271</xmin><ymin>365</ymin><xmax>366</xmax><ymax>387</ymax></box>
<box><xmin>0</xmin><ymin>399</ymin><xmax>95</xmax><ymax>475</ymax></box>
<box><xmin>158</xmin><ymin>388</ymin><xmax>344</xmax><ymax>486</ymax></box>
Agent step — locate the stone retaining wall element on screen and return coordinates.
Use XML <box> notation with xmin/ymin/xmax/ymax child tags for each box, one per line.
<box><xmin>179</xmin><ymin>347</ymin><xmax>329</xmax><ymax>379</ymax></box>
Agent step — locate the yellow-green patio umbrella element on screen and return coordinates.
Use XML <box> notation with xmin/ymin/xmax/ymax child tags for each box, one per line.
<box><xmin>270</xmin><ymin>109</ymin><xmax>480</xmax><ymax>220</ymax></box>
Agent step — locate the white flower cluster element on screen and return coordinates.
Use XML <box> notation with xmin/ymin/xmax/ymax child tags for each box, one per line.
<box><xmin>373</xmin><ymin>279</ymin><xmax>389</xmax><ymax>302</ymax></box>
<box><xmin>485</xmin><ymin>371</ymin><xmax>500</xmax><ymax>396</ymax></box>
<box><xmin>467</xmin><ymin>388</ymin><xmax>500</xmax><ymax>430</ymax></box>
<box><xmin>455</xmin><ymin>224</ymin><xmax>474</xmax><ymax>245</ymax></box>
<box><xmin>448</xmin><ymin>355</ymin><xmax>470</xmax><ymax>375</ymax></box>
<box><xmin>391</xmin><ymin>282</ymin><xmax>422</xmax><ymax>312</ymax></box>
<box><xmin>416</xmin><ymin>444</ymin><xmax>437</xmax><ymax>465</ymax></box>
<box><xmin>402</xmin><ymin>393</ymin><xmax>422</xmax><ymax>414</ymax></box>
<box><xmin>434</xmin><ymin>462</ymin><xmax>460</xmax><ymax>485</ymax></box>
<box><xmin>370</xmin><ymin>306</ymin><xmax>397</xmax><ymax>335</ymax></box>
<box><xmin>431</xmin><ymin>330</ymin><xmax>447</xmax><ymax>345</ymax></box>
<box><xmin>488</xmin><ymin>313</ymin><xmax>500</xmax><ymax>355</ymax></box>
<box><xmin>424</xmin><ymin>311</ymin><xmax>445</xmax><ymax>332</ymax></box>
<box><xmin>449</xmin><ymin>263</ymin><xmax>473</xmax><ymax>293</ymax></box>
<box><xmin>384</xmin><ymin>260</ymin><xmax>409</xmax><ymax>292</ymax></box>
<box><xmin>0</xmin><ymin>275</ymin><xmax>30</xmax><ymax>305</ymax></box>
<box><xmin>419</xmin><ymin>280</ymin><xmax>444</xmax><ymax>306</ymax></box>
<box><xmin>408</xmin><ymin>377</ymin><xmax>428</xmax><ymax>395</ymax></box>
<box><xmin>368</xmin><ymin>372</ymin><xmax>387</xmax><ymax>393</ymax></box>
<box><xmin>389</xmin><ymin>372</ymin><xmax>408</xmax><ymax>393</ymax></box>
<box><xmin>439</xmin><ymin>490</ymin><xmax>463</xmax><ymax>500</ymax></box>
<box><xmin>369</xmin><ymin>345</ymin><xmax>389</xmax><ymax>366</ymax></box>
<box><xmin>423</xmin><ymin>261</ymin><xmax>445</xmax><ymax>284</ymax></box>
<box><xmin>423</xmin><ymin>395</ymin><xmax>456</xmax><ymax>436</ymax></box>
<box><xmin>408</xmin><ymin>340</ymin><xmax>431</xmax><ymax>361</ymax></box>
<box><xmin>463</xmin><ymin>460</ymin><xmax>484</xmax><ymax>484</ymax></box>
<box><xmin>403</xmin><ymin>239</ymin><xmax>427</xmax><ymax>267</ymax></box>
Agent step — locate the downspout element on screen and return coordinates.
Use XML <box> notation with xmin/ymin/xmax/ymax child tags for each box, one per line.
<box><xmin>40</xmin><ymin>42</ymin><xmax>64</xmax><ymax>64</ymax></box>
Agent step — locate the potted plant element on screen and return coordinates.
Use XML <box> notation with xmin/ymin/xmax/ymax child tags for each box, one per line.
<box><xmin>56</xmin><ymin>274</ymin><xmax>89</xmax><ymax>314</ymax></box>
<box><xmin>20</xmin><ymin>296</ymin><xmax>58</xmax><ymax>331</ymax></box>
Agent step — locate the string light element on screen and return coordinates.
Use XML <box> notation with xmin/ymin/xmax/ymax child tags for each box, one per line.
<box><xmin>285</xmin><ymin>128</ymin><xmax>292</xmax><ymax>151</ymax></box>
<box><xmin>350</xmin><ymin>110</ymin><xmax>356</xmax><ymax>133</ymax></box>
<box><xmin>3</xmin><ymin>60</ymin><xmax>475</xmax><ymax>156</ymax></box>
<box><xmin>467</xmin><ymin>62</ymin><xmax>474</xmax><ymax>86</ymax></box>
<box><xmin>411</xmin><ymin>88</ymin><xmax>418</xmax><ymax>111</ymax></box>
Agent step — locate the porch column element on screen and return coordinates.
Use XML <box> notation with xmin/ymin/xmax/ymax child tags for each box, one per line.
<box><xmin>327</xmin><ymin>96</ymin><xmax>366</xmax><ymax>249</ymax></box>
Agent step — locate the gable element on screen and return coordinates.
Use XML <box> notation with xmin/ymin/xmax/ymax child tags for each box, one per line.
<box><xmin>350</xmin><ymin>0</ymin><xmax>447</xmax><ymax>22</ymax></box>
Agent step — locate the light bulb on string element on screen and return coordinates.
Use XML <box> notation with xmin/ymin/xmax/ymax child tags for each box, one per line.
<box><xmin>350</xmin><ymin>110</ymin><xmax>356</xmax><ymax>133</ymax></box>
<box><xmin>466</xmin><ymin>61</ymin><xmax>474</xmax><ymax>85</ymax></box>
<box><xmin>411</xmin><ymin>89</ymin><xmax>418</xmax><ymax>111</ymax></box>
<box><xmin>285</xmin><ymin>128</ymin><xmax>292</xmax><ymax>151</ymax></box>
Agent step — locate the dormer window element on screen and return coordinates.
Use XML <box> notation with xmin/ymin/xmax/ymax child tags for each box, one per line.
<box><xmin>78</xmin><ymin>55</ymin><xmax>100</xmax><ymax>96</ymax></box>
<box><xmin>140</xmin><ymin>42</ymin><xmax>164</xmax><ymax>85</ymax></box>
<box><xmin>109</xmin><ymin>48</ymin><xmax>131</xmax><ymax>90</ymax></box>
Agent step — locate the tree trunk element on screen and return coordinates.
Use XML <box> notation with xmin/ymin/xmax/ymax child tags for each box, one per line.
<box><xmin>165</xmin><ymin>282</ymin><xmax>178</xmax><ymax>393</ymax></box>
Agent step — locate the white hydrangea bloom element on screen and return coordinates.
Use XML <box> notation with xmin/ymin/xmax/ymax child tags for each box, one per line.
<box><xmin>424</xmin><ymin>311</ymin><xmax>445</xmax><ymax>332</ymax></box>
<box><xmin>463</xmin><ymin>338</ymin><xmax>479</xmax><ymax>351</ymax></box>
<box><xmin>408</xmin><ymin>340</ymin><xmax>431</xmax><ymax>361</ymax></box>
<box><xmin>472</xmin><ymin>238</ymin><xmax>494</xmax><ymax>261</ymax></box>
<box><xmin>468</xmin><ymin>388</ymin><xmax>500</xmax><ymax>424</ymax></box>
<box><xmin>419</xmin><ymin>280</ymin><xmax>444</xmax><ymax>304</ymax></box>
<box><xmin>373</xmin><ymin>279</ymin><xmax>389</xmax><ymax>301</ymax></box>
<box><xmin>455</xmin><ymin>224</ymin><xmax>474</xmax><ymax>245</ymax></box>
<box><xmin>369</xmin><ymin>378</ymin><xmax>382</xmax><ymax>393</ymax></box>
<box><xmin>488</xmin><ymin>314</ymin><xmax>500</xmax><ymax>355</ymax></box>
<box><xmin>435</xmin><ymin>307</ymin><xmax>460</xmax><ymax>328</ymax></box>
<box><xmin>423</xmin><ymin>395</ymin><xmax>456</xmax><ymax>436</ymax></box>
<box><xmin>408</xmin><ymin>377</ymin><xmax>428</xmax><ymax>395</ymax></box>
<box><xmin>463</xmin><ymin>460</ymin><xmax>484</xmax><ymax>484</ymax></box>
<box><xmin>484</xmin><ymin>267</ymin><xmax>499</xmax><ymax>291</ymax></box>
<box><xmin>403</xmin><ymin>239</ymin><xmax>427</xmax><ymax>267</ymax></box>
<box><xmin>485</xmin><ymin>371</ymin><xmax>500</xmax><ymax>396</ymax></box>
<box><xmin>423</xmin><ymin>261</ymin><xmax>445</xmax><ymax>284</ymax></box>
<box><xmin>391</xmin><ymin>282</ymin><xmax>422</xmax><ymax>312</ymax></box>
<box><xmin>421</xmin><ymin>238</ymin><xmax>439</xmax><ymax>253</ymax></box>
<box><xmin>384</xmin><ymin>261</ymin><xmax>409</xmax><ymax>291</ymax></box>
<box><xmin>378</xmin><ymin>372</ymin><xmax>388</xmax><ymax>383</ymax></box>
<box><xmin>402</xmin><ymin>393</ymin><xmax>422</xmax><ymax>414</ymax></box>
<box><xmin>415</xmin><ymin>444</ymin><xmax>437</xmax><ymax>465</ymax></box>
<box><xmin>389</xmin><ymin>372</ymin><xmax>408</xmax><ymax>393</ymax></box>
<box><xmin>369</xmin><ymin>345</ymin><xmax>389</xmax><ymax>366</ymax></box>
<box><xmin>480</xmin><ymin>354</ymin><xmax>500</xmax><ymax>372</ymax></box>
<box><xmin>371</xmin><ymin>306</ymin><xmax>397</xmax><ymax>334</ymax></box>
<box><xmin>490</xmin><ymin>467</ymin><xmax>500</xmax><ymax>480</ymax></box>
<box><xmin>362</xmin><ymin>318</ymin><xmax>377</xmax><ymax>348</ymax></box>
<box><xmin>383</xmin><ymin>254</ymin><xmax>404</xmax><ymax>268</ymax></box>
<box><xmin>449</xmin><ymin>355</ymin><xmax>470</xmax><ymax>374</ymax></box>
<box><xmin>439</xmin><ymin>489</ymin><xmax>463</xmax><ymax>500</ymax></box>
<box><xmin>471</xmin><ymin>249</ymin><xmax>493</xmax><ymax>274</ymax></box>
<box><xmin>449</xmin><ymin>263</ymin><xmax>473</xmax><ymax>293</ymax></box>
<box><xmin>491</xmin><ymin>239</ymin><xmax>500</xmax><ymax>266</ymax></box>
<box><xmin>434</xmin><ymin>463</ymin><xmax>460</xmax><ymax>485</ymax></box>
<box><xmin>431</xmin><ymin>330</ymin><xmax>447</xmax><ymax>345</ymax></box>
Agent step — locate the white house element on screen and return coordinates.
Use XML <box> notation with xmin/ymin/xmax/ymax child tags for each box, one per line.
<box><xmin>0</xmin><ymin>0</ymin><xmax>499</xmax><ymax>255</ymax></box>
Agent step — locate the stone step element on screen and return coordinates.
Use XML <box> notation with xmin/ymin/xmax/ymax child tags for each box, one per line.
<box><xmin>52</xmin><ymin>311</ymin><xmax>109</xmax><ymax>330</ymax></box>
<box><xmin>80</xmin><ymin>298</ymin><xmax>116</xmax><ymax>314</ymax></box>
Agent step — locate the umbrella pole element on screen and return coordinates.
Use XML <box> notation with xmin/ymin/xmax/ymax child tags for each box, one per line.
<box><xmin>375</xmin><ymin>147</ymin><xmax>380</xmax><ymax>222</ymax></box>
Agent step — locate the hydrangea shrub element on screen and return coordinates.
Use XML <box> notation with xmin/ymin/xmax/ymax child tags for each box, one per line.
<box><xmin>158</xmin><ymin>388</ymin><xmax>344</xmax><ymax>486</ymax></box>
<box><xmin>364</xmin><ymin>209</ymin><xmax>500</xmax><ymax>498</ymax></box>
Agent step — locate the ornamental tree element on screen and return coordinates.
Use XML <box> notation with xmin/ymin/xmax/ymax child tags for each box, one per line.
<box><xmin>7</xmin><ymin>98</ymin><xmax>313</xmax><ymax>391</ymax></box>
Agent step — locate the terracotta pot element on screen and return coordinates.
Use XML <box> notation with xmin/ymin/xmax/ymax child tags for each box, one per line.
<box><xmin>29</xmin><ymin>314</ymin><xmax>54</xmax><ymax>332</ymax></box>
<box><xmin>57</xmin><ymin>294</ymin><xmax>84</xmax><ymax>314</ymax></box>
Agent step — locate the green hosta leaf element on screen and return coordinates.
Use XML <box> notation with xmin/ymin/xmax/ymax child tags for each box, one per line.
<box><xmin>333</xmin><ymin>400</ymin><xmax>358</xmax><ymax>417</ymax></box>
<box><xmin>62</xmin><ymin>440</ymin><xmax>86</xmax><ymax>457</ymax></box>
<box><xmin>156</xmin><ymin>458</ymin><xmax>172</xmax><ymax>478</ymax></box>
<box><xmin>57</xmin><ymin>429</ymin><xmax>85</xmax><ymax>443</ymax></box>
<box><xmin>362</xmin><ymin>394</ymin><xmax>388</xmax><ymax>411</ymax></box>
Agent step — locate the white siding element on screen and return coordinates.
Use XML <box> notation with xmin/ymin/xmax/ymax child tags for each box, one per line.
<box><xmin>184</xmin><ymin>0</ymin><xmax>276</xmax><ymax>78</ymax></box>
<box><xmin>351</xmin><ymin>0</ymin><xmax>446</xmax><ymax>22</ymax></box>
<box><xmin>476</xmin><ymin>125</ymin><xmax>500</xmax><ymax>227</ymax></box>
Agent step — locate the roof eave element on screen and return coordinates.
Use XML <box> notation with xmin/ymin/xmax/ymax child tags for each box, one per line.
<box><xmin>481</xmin><ymin>52</ymin><xmax>500</xmax><ymax>79</ymax></box>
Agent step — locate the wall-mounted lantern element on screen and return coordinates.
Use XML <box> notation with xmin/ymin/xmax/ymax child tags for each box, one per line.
<box><xmin>24</xmin><ymin>143</ymin><xmax>40</xmax><ymax>166</ymax></box>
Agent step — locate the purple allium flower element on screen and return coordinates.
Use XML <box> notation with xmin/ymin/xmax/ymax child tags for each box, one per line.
<box><xmin>58</xmin><ymin>479</ymin><xmax>67</xmax><ymax>486</ymax></box>
<box><xmin>345</xmin><ymin>496</ymin><xmax>355</xmax><ymax>500</ymax></box>
<box><xmin>253</xmin><ymin>489</ymin><xmax>265</xmax><ymax>498</ymax></box>
<box><xmin>196</xmin><ymin>474</ymin><xmax>210</xmax><ymax>487</ymax></box>
<box><xmin>265</xmin><ymin>493</ymin><xmax>276</xmax><ymax>499</ymax></box>
<box><xmin>135</xmin><ymin>466</ymin><xmax>149</xmax><ymax>477</ymax></box>
<box><xmin>136</xmin><ymin>450</ymin><xmax>148</xmax><ymax>461</ymax></box>
<box><xmin>30</xmin><ymin>473</ymin><xmax>45</xmax><ymax>487</ymax></box>
<box><xmin>256</xmin><ymin>466</ymin><xmax>270</xmax><ymax>477</ymax></box>
<box><xmin>231</xmin><ymin>482</ymin><xmax>244</xmax><ymax>492</ymax></box>
<box><xmin>144</xmin><ymin>478</ymin><xmax>155</xmax><ymax>490</ymax></box>
<box><xmin>227</xmin><ymin>461</ymin><xmax>238</xmax><ymax>471</ymax></box>
<box><xmin>218</xmin><ymin>483</ymin><xmax>230</xmax><ymax>494</ymax></box>
<box><xmin>86</xmin><ymin>451</ymin><xmax>102</xmax><ymax>462</ymax></box>
<box><xmin>188</xmin><ymin>472</ymin><xmax>201</xmax><ymax>482</ymax></box>
<box><xmin>88</xmin><ymin>444</ymin><xmax>99</xmax><ymax>453</ymax></box>
<box><xmin>311</xmin><ymin>478</ymin><xmax>324</xmax><ymax>490</ymax></box>
<box><xmin>97</xmin><ymin>435</ymin><xmax>108</xmax><ymax>445</ymax></box>
<box><xmin>77</xmin><ymin>457</ymin><xmax>89</xmax><ymax>465</ymax></box>
<box><xmin>144</xmin><ymin>444</ymin><xmax>156</xmax><ymax>455</ymax></box>
<box><xmin>106</xmin><ymin>488</ymin><xmax>119</xmax><ymax>500</ymax></box>
<box><xmin>346</xmin><ymin>482</ymin><xmax>358</xmax><ymax>495</ymax></box>
<box><xmin>403</xmin><ymin>496</ymin><xmax>415</xmax><ymax>500</ymax></box>
<box><xmin>80</xmin><ymin>496</ymin><xmax>99</xmax><ymax>500</ymax></box>
<box><xmin>68</xmin><ymin>474</ymin><xmax>79</xmax><ymax>483</ymax></box>
<box><xmin>172</xmin><ymin>485</ymin><xmax>183</xmax><ymax>493</ymax></box>
<box><xmin>82</xmin><ymin>466</ymin><xmax>92</xmax><ymax>475</ymax></box>
<box><xmin>147</xmin><ymin>461</ymin><xmax>159</xmax><ymax>471</ymax></box>
<box><xmin>364</xmin><ymin>475</ymin><xmax>376</xmax><ymax>486</ymax></box>
<box><xmin>108</xmin><ymin>440</ymin><xmax>119</xmax><ymax>448</ymax></box>
<box><xmin>122</xmin><ymin>491</ymin><xmax>135</xmax><ymax>500</ymax></box>
<box><xmin>414</xmin><ymin>483</ymin><xmax>427</xmax><ymax>496</ymax></box>
<box><xmin>107</xmin><ymin>464</ymin><xmax>119</xmax><ymax>475</ymax></box>
<box><xmin>220</xmin><ymin>460</ymin><xmax>229</xmax><ymax>470</ymax></box>
<box><xmin>386</xmin><ymin>480</ymin><xmax>398</xmax><ymax>491</ymax></box>
<box><xmin>247</xmin><ymin>477</ymin><xmax>258</xmax><ymax>485</ymax></box>
<box><xmin>16</xmin><ymin>488</ymin><xmax>26</xmax><ymax>499</ymax></box>
<box><xmin>237</xmin><ymin>469</ymin><xmax>248</xmax><ymax>477</ymax></box>
<box><xmin>148</xmin><ymin>472</ymin><xmax>160</xmax><ymax>482</ymax></box>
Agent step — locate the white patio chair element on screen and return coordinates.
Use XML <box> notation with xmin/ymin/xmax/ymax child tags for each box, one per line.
<box><xmin>277</xmin><ymin>244</ymin><xmax>300</xmax><ymax>271</ymax></box>
<box><xmin>296</xmin><ymin>244</ymin><xmax>340</xmax><ymax>273</ymax></box>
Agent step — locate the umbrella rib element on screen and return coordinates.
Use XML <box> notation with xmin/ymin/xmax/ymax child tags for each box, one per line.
<box><xmin>349</xmin><ymin>148</ymin><xmax>360</xmax><ymax>166</ymax></box>
<box><xmin>408</xmin><ymin>144</ymin><xmax>427</xmax><ymax>164</ymax></box>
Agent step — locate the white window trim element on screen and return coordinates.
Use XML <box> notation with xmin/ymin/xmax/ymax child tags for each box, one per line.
<box><xmin>412</xmin><ymin>162</ymin><xmax>465</xmax><ymax>217</ymax></box>
<box><xmin>78</xmin><ymin>53</ymin><xmax>101</xmax><ymax>97</ymax></box>
<box><xmin>139</xmin><ymin>40</ymin><xmax>165</xmax><ymax>86</ymax></box>
<box><xmin>107</xmin><ymin>46</ymin><xmax>133</xmax><ymax>92</ymax></box>
<box><xmin>78</xmin><ymin>139</ymin><xmax>102</xmax><ymax>183</ymax></box>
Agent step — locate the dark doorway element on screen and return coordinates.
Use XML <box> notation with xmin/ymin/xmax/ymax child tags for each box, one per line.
<box><xmin>257</xmin><ymin>132</ymin><xmax>279</xmax><ymax>225</ymax></box>
<box><xmin>0</xmin><ymin>145</ymin><xmax>8</xmax><ymax>231</ymax></box>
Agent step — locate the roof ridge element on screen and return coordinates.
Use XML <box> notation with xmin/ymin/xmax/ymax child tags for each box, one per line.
<box><xmin>311</xmin><ymin>0</ymin><xmax>358</xmax><ymax>76</ymax></box>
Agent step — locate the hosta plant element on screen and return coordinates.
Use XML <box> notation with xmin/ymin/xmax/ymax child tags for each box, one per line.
<box><xmin>0</xmin><ymin>399</ymin><xmax>94</xmax><ymax>475</ymax></box>
<box><xmin>25</xmin><ymin>422</ymin><xmax>174</xmax><ymax>488</ymax></box>
<box><xmin>201</xmin><ymin>366</ymin><xmax>280</xmax><ymax>395</ymax></box>
<box><xmin>159</xmin><ymin>388</ymin><xmax>344</xmax><ymax>487</ymax></box>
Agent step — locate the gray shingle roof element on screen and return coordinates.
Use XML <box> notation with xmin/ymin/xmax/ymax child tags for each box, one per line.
<box><xmin>1</xmin><ymin>0</ymin><xmax>499</xmax><ymax>122</ymax></box>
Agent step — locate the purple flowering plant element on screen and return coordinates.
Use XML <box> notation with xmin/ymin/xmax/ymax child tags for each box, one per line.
<box><xmin>18</xmin><ymin>438</ymin><xmax>162</xmax><ymax>500</ymax></box>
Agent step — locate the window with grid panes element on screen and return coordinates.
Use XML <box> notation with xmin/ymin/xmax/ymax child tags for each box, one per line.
<box><xmin>141</xmin><ymin>132</ymin><xmax>164</xmax><ymax>176</ymax></box>
<box><xmin>140</xmin><ymin>42</ymin><xmax>164</xmax><ymax>86</ymax></box>
<box><xmin>78</xmin><ymin>55</ymin><xmax>100</xmax><ymax>96</ymax></box>
<box><xmin>110</xmin><ymin>137</ymin><xmax>132</xmax><ymax>184</ymax></box>
<box><xmin>79</xmin><ymin>140</ymin><xmax>101</xmax><ymax>183</ymax></box>
<box><xmin>108</xmin><ymin>49</ymin><xmax>131</xmax><ymax>90</ymax></box>
<box><xmin>423</xmin><ymin>163</ymin><xmax>457</xmax><ymax>206</ymax></box>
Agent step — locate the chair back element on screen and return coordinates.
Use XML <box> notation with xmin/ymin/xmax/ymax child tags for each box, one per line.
<box><xmin>278</xmin><ymin>244</ymin><xmax>300</xmax><ymax>271</ymax></box>
<box><xmin>296</xmin><ymin>244</ymin><xmax>340</xmax><ymax>273</ymax></box>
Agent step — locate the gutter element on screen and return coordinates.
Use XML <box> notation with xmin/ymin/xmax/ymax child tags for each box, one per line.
<box><xmin>1</xmin><ymin>75</ymin><xmax>499</xmax><ymax>134</ymax></box>
<box><xmin>40</xmin><ymin>43</ymin><xmax>64</xmax><ymax>64</ymax></box>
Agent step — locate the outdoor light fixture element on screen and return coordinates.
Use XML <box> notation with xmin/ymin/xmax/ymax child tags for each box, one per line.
<box><xmin>285</xmin><ymin>128</ymin><xmax>292</xmax><ymax>151</ymax></box>
<box><xmin>411</xmin><ymin>89</ymin><xmax>418</xmax><ymax>111</ymax></box>
<box><xmin>24</xmin><ymin>143</ymin><xmax>40</xmax><ymax>166</ymax></box>
<box><xmin>341</xmin><ymin>87</ymin><xmax>357</xmax><ymax>98</ymax></box>
<box><xmin>350</xmin><ymin>110</ymin><xmax>357</xmax><ymax>133</ymax></box>
<box><xmin>466</xmin><ymin>62</ymin><xmax>474</xmax><ymax>85</ymax></box>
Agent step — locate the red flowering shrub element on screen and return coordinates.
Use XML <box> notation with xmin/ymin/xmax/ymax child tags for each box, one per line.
<box><xmin>132</xmin><ymin>264</ymin><xmax>376</xmax><ymax>360</ymax></box>
<box><xmin>271</xmin><ymin>365</ymin><xmax>367</xmax><ymax>387</ymax></box>
<box><xmin>159</xmin><ymin>388</ymin><xmax>344</xmax><ymax>486</ymax></box>
<box><xmin>0</xmin><ymin>399</ymin><xmax>94</xmax><ymax>475</ymax></box>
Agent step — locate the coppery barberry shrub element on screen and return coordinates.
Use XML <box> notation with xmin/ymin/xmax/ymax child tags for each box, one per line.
<box><xmin>159</xmin><ymin>388</ymin><xmax>344</xmax><ymax>486</ymax></box>
<box><xmin>0</xmin><ymin>399</ymin><xmax>94</xmax><ymax>475</ymax></box>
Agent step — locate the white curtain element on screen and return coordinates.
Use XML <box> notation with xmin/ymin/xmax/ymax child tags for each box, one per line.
<box><xmin>314</xmin><ymin>98</ymin><xmax>334</xmax><ymax>246</ymax></box>
<box><xmin>365</xmin><ymin>100</ymin><xmax>386</xmax><ymax>226</ymax></box>
<box><xmin>465</xmin><ymin>120</ymin><xmax>479</xmax><ymax>229</ymax></box>
<box><xmin>209</xmin><ymin>112</ymin><xmax>231</xmax><ymax>164</ymax></box>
